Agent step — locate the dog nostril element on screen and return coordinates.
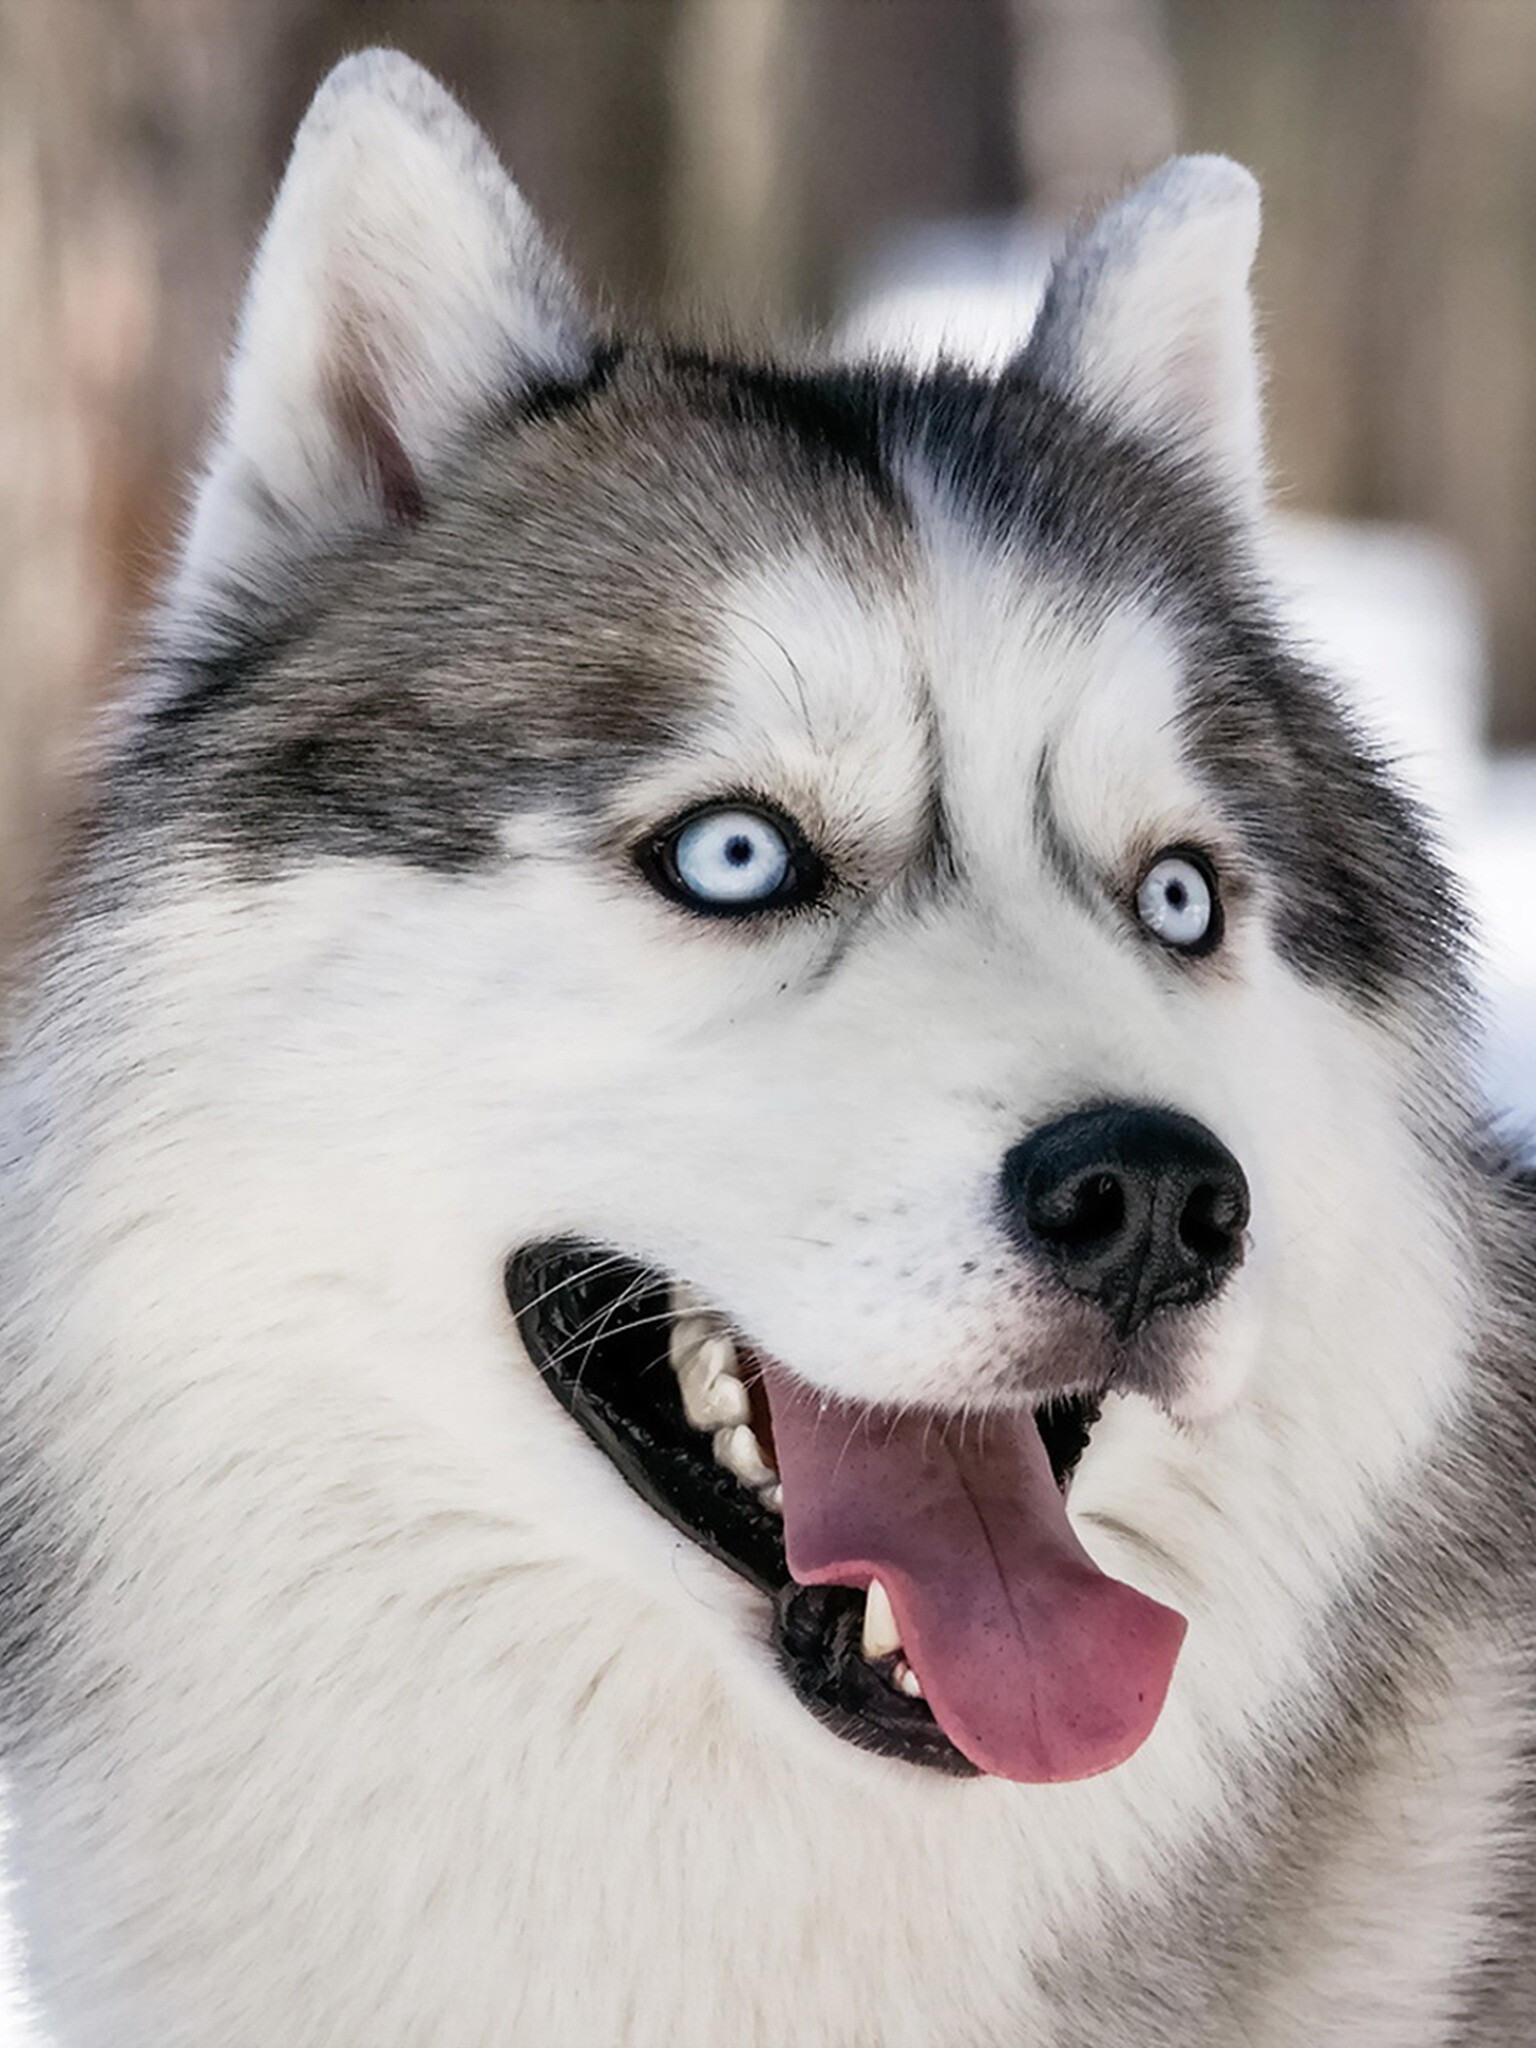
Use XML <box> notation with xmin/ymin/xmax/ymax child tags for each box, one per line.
<box><xmin>1032</xmin><ymin>1171</ymin><xmax>1125</xmax><ymax>1250</ymax></box>
<box><xmin>1177</xmin><ymin>1179</ymin><xmax>1246</xmax><ymax>1261</ymax></box>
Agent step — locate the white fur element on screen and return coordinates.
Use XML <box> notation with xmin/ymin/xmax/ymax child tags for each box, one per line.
<box><xmin>1244</xmin><ymin>1635</ymin><xmax>1524</xmax><ymax>2047</ymax></box>
<box><xmin>0</xmin><ymin>56</ymin><xmax>1514</xmax><ymax>2048</ymax></box>
<box><xmin>1027</xmin><ymin>155</ymin><xmax>1266</xmax><ymax>518</ymax></box>
<box><xmin>170</xmin><ymin>50</ymin><xmax>591</xmax><ymax>637</ymax></box>
<box><xmin>1</xmin><ymin>524</ymin><xmax>1499</xmax><ymax>2044</ymax></box>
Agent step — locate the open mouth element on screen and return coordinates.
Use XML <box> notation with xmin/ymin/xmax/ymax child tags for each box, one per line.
<box><xmin>505</xmin><ymin>1240</ymin><xmax>1184</xmax><ymax>1782</ymax></box>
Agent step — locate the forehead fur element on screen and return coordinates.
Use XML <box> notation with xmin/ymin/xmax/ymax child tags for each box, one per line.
<box><xmin>117</xmin><ymin>343</ymin><xmax>1464</xmax><ymax>1017</ymax></box>
<box><xmin>129</xmin><ymin>343</ymin><xmax>1223</xmax><ymax>800</ymax></box>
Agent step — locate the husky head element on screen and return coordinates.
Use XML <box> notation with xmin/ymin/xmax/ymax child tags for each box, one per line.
<box><xmin>105</xmin><ymin>52</ymin><xmax>1470</xmax><ymax>1791</ymax></box>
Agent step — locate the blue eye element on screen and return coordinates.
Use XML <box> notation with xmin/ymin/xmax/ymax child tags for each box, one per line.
<box><xmin>1135</xmin><ymin>851</ymin><xmax>1219</xmax><ymax>953</ymax></box>
<box><xmin>643</xmin><ymin>803</ymin><xmax>821</xmax><ymax>916</ymax></box>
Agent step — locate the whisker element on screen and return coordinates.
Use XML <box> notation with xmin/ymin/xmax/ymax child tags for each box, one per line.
<box><xmin>509</xmin><ymin>1250</ymin><xmax>637</xmax><ymax>1327</ymax></box>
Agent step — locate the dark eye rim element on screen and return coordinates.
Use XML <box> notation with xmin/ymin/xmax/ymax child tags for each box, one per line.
<box><xmin>634</xmin><ymin>798</ymin><xmax>828</xmax><ymax>920</ymax></box>
<box><xmin>1133</xmin><ymin>844</ymin><xmax>1224</xmax><ymax>958</ymax></box>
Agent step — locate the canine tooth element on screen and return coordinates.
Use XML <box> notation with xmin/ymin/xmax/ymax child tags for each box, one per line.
<box><xmin>713</xmin><ymin>1424</ymin><xmax>777</xmax><ymax>1490</ymax></box>
<box><xmin>670</xmin><ymin>1308</ymin><xmax>730</xmax><ymax>1373</ymax></box>
<box><xmin>695</xmin><ymin>1330</ymin><xmax>739</xmax><ymax>1380</ymax></box>
<box><xmin>669</xmin><ymin>1284</ymin><xmax>732</xmax><ymax>1362</ymax></box>
<box><xmin>671</xmin><ymin>1312</ymin><xmax>723</xmax><ymax>1355</ymax></box>
<box><xmin>678</xmin><ymin>1352</ymin><xmax>750</xmax><ymax>1431</ymax></box>
<box><xmin>861</xmin><ymin>1578</ymin><xmax>902</xmax><ymax>1661</ymax></box>
<box><xmin>894</xmin><ymin>1659</ymin><xmax>924</xmax><ymax>1700</ymax></box>
<box><xmin>670</xmin><ymin>1320</ymin><xmax>710</xmax><ymax>1369</ymax></box>
<box><xmin>670</xmin><ymin>1299</ymin><xmax>750</xmax><ymax>1430</ymax></box>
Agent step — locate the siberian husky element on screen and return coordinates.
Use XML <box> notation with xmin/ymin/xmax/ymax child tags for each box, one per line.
<box><xmin>0</xmin><ymin>47</ymin><xmax>1532</xmax><ymax>2048</ymax></box>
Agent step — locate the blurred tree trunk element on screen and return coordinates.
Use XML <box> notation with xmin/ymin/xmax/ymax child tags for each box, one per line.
<box><xmin>1166</xmin><ymin>0</ymin><xmax>1536</xmax><ymax>743</ymax></box>
<box><xmin>666</xmin><ymin>0</ymin><xmax>1022</xmax><ymax>334</ymax></box>
<box><xmin>1009</xmin><ymin>0</ymin><xmax>1179</xmax><ymax>215</ymax></box>
<box><xmin>791</xmin><ymin>0</ymin><xmax>1020</xmax><ymax>325</ymax></box>
<box><xmin>0</xmin><ymin>0</ymin><xmax>293</xmax><ymax>947</ymax></box>
<box><xmin>1394</xmin><ymin>0</ymin><xmax>1536</xmax><ymax>747</ymax></box>
<box><xmin>667</xmin><ymin>0</ymin><xmax>795</xmax><ymax>328</ymax></box>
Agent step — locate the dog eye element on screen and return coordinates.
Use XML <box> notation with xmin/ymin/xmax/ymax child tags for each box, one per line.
<box><xmin>644</xmin><ymin>804</ymin><xmax>821</xmax><ymax>915</ymax></box>
<box><xmin>1135</xmin><ymin>851</ymin><xmax>1219</xmax><ymax>953</ymax></box>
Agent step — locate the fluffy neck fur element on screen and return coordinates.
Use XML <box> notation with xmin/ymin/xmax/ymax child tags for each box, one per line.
<box><xmin>0</xmin><ymin>867</ymin><xmax>1516</xmax><ymax>2048</ymax></box>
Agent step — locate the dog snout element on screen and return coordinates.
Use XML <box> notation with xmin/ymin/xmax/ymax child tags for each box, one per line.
<box><xmin>1001</xmin><ymin>1104</ymin><xmax>1249</xmax><ymax>1338</ymax></box>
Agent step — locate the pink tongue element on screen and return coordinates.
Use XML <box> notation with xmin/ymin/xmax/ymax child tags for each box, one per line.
<box><xmin>762</xmin><ymin>1370</ymin><xmax>1186</xmax><ymax>1783</ymax></box>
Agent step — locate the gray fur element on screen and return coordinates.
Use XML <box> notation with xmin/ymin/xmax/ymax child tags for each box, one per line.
<box><xmin>0</xmin><ymin>51</ymin><xmax>1530</xmax><ymax>2048</ymax></box>
<box><xmin>128</xmin><ymin>344</ymin><xmax>1460</xmax><ymax>1017</ymax></box>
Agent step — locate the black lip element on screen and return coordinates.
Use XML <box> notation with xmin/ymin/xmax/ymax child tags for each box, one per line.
<box><xmin>772</xmin><ymin>1583</ymin><xmax>979</xmax><ymax>1775</ymax></box>
<box><xmin>505</xmin><ymin>1240</ymin><xmax>786</xmax><ymax>1595</ymax></box>
<box><xmin>504</xmin><ymin>1238</ymin><xmax>1100</xmax><ymax>1777</ymax></box>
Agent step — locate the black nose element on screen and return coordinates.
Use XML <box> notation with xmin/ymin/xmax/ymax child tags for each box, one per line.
<box><xmin>1001</xmin><ymin>1104</ymin><xmax>1249</xmax><ymax>1337</ymax></box>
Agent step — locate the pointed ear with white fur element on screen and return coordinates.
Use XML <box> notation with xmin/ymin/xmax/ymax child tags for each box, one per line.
<box><xmin>173</xmin><ymin>49</ymin><xmax>593</xmax><ymax>634</ymax></box>
<box><xmin>1021</xmin><ymin>156</ymin><xmax>1264</xmax><ymax>517</ymax></box>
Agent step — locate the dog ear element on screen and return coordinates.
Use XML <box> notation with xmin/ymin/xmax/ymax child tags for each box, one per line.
<box><xmin>1020</xmin><ymin>157</ymin><xmax>1264</xmax><ymax>517</ymax></box>
<box><xmin>171</xmin><ymin>49</ymin><xmax>593</xmax><ymax>637</ymax></box>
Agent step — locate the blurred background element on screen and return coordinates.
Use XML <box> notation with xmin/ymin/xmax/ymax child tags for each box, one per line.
<box><xmin>0</xmin><ymin>2</ymin><xmax>1531</xmax><ymax>2032</ymax></box>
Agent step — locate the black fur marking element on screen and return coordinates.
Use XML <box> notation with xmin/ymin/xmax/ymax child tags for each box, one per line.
<box><xmin>1032</xmin><ymin>743</ymin><xmax>1102</xmax><ymax>923</ymax></box>
<box><xmin>882</xmin><ymin>359</ymin><xmax>1466</xmax><ymax>1012</ymax></box>
<box><xmin>123</xmin><ymin>340</ymin><xmax>1467</xmax><ymax>1021</ymax></box>
<box><xmin>146</xmin><ymin>629</ymin><xmax>292</xmax><ymax>732</ymax></box>
<box><xmin>510</xmin><ymin>340</ymin><xmax>625</xmax><ymax>427</ymax></box>
<box><xmin>661</xmin><ymin>352</ymin><xmax>898</xmax><ymax>508</ymax></box>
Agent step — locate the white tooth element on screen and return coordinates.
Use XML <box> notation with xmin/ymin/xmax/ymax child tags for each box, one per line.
<box><xmin>670</xmin><ymin>1303</ymin><xmax>750</xmax><ymax>1430</ymax></box>
<box><xmin>861</xmin><ymin>1578</ymin><xmax>902</xmax><ymax>1660</ymax></box>
<box><xmin>670</xmin><ymin>1320</ymin><xmax>706</xmax><ymax>1369</ymax></box>
<box><xmin>678</xmin><ymin>1351</ymin><xmax>750</xmax><ymax>1431</ymax></box>
<box><xmin>758</xmin><ymin>1482</ymin><xmax>784</xmax><ymax>1514</ymax></box>
<box><xmin>712</xmin><ymin>1423</ymin><xmax>777</xmax><ymax>1490</ymax></box>
<box><xmin>894</xmin><ymin>1659</ymin><xmax>924</xmax><ymax>1699</ymax></box>
<box><xmin>697</xmin><ymin>1330</ymin><xmax>738</xmax><ymax>1379</ymax></box>
<box><xmin>670</xmin><ymin>1283</ymin><xmax>730</xmax><ymax>1366</ymax></box>
<box><xmin>670</xmin><ymin>1312</ymin><xmax>726</xmax><ymax>1373</ymax></box>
